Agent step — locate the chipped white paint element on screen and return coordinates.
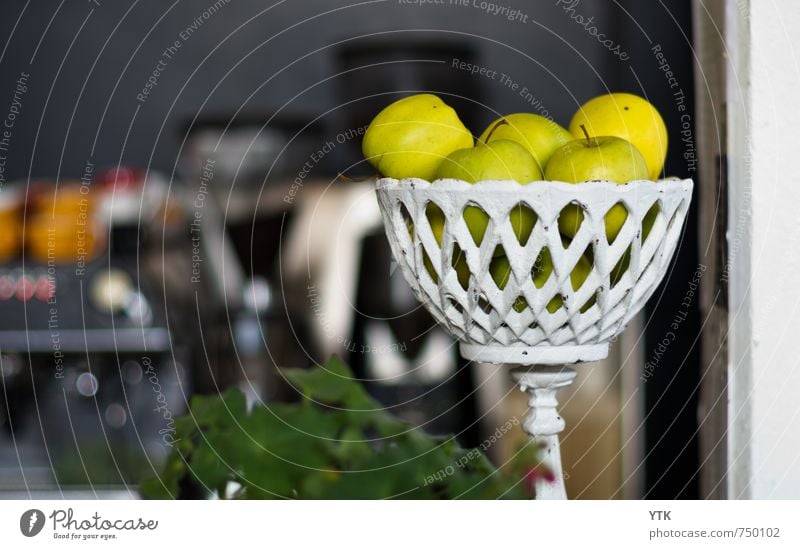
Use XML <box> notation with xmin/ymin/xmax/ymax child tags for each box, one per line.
<box><xmin>512</xmin><ymin>365</ymin><xmax>576</xmax><ymax>500</ymax></box>
<box><xmin>376</xmin><ymin>177</ymin><xmax>693</xmax><ymax>365</ymax></box>
<box><xmin>375</xmin><ymin>177</ymin><xmax>693</xmax><ymax>500</ymax></box>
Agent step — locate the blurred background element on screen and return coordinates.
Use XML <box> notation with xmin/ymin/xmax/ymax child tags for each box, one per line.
<box><xmin>0</xmin><ymin>0</ymin><xmax>699</xmax><ymax>499</ymax></box>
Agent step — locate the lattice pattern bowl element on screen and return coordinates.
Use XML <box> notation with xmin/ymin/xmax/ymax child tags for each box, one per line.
<box><xmin>375</xmin><ymin>177</ymin><xmax>693</xmax><ymax>365</ymax></box>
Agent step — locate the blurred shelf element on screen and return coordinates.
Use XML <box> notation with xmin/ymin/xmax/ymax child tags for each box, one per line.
<box><xmin>0</xmin><ymin>328</ymin><xmax>170</xmax><ymax>353</ymax></box>
<box><xmin>1</xmin><ymin>488</ymin><xmax>138</xmax><ymax>499</ymax></box>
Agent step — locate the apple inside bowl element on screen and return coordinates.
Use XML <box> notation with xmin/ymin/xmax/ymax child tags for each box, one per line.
<box><xmin>375</xmin><ymin>177</ymin><xmax>693</xmax><ymax>365</ymax></box>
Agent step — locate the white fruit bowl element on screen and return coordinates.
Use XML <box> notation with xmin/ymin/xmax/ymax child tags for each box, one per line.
<box><xmin>375</xmin><ymin>177</ymin><xmax>693</xmax><ymax>365</ymax></box>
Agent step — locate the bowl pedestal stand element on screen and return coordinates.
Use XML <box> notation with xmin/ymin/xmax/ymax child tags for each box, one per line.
<box><xmin>375</xmin><ymin>177</ymin><xmax>694</xmax><ymax>501</ymax></box>
<box><xmin>511</xmin><ymin>365</ymin><xmax>577</xmax><ymax>500</ymax></box>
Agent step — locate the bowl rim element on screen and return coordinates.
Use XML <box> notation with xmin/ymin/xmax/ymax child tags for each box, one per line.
<box><xmin>376</xmin><ymin>177</ymin><xmax>694</xmax><ymax>195</ymax></box>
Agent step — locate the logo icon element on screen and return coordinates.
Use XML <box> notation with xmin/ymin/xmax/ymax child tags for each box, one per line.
<box><xmin>20</xmin><ymin>509</ymin><xmax>45</xmax><ymax>537</ymax></box>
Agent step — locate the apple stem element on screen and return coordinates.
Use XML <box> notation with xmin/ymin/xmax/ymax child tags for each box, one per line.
<box><xmin>579</xmin><ymin>124</ymin><xmax>591</xmax><ymax>144</ymax></box>
<box><xmin>482</xmin><ymin>118</ymin><xmax>509</xmax><ymax>144</ymax></box>
<box><xmin>337</xmin><ymin>172</ymin><xmax>380</xmax><ymax>182</ymax></box>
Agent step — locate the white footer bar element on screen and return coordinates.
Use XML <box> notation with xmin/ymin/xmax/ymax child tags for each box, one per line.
<box><xmin>1</xmin><ymin>500</ymin><xmax>798</xmax><ymax>547</ymax></box>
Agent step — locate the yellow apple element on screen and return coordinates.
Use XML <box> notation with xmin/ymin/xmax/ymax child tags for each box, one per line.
<box><xmin>569</xmin><ymin>93</ymin><xmax>667</xmax><ymax>180</ymax></box>
<box><xmin>478</xmin><ymin>113</ymin><xmax>571</xmax><ymax>171</ymax></box>
<box><xmin>362</xmin><ymin>94</ymin><xmax>473</xmax><ymax>180</ymax></box>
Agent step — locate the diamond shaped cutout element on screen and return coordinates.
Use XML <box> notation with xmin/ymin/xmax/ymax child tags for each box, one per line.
<box><xmin>533</xmin><ymin>247</ymin><xmax>554</xmax><ymax>288</ymax></box>
<box><xmin>489</xmin><ymin>247</ymin><xmax>511</xmax><ymax>290</ymax></box>
<box><xmin>509</xmin><ymin>203</ymin><xmax>537</xmax><ymax>246</ymax></box>
<box><xmin>546</xmin><ymin>294</ymin><xmax>564</xmax><ymax>313</ymax></box>
<box><xmin>422</xmin><ymin>246</ymin><xmax>438</xmax><ymax>284</ymax></box>
<box><xmin>452</xmin><ymin>243</ymin><xmax>469</xmax><ymax>291</ymax></box>
<box><xmin>579</xmin><ymin>291</ymin><xmax>598</xmax><ymax>313</ymax></box>
<box><xmin>666</xmin><ymin>201</ymin><xmax>685</xmax><ymax>235</ymax></box>
<box><xmin>447</xmin><ymin>296</ymin><xmax>465</xmax><ymax>316</ymax></box>
<box><xmin>569</xmin><ymin>249</ymin><xmax>593</xmax><ymax>291</ymax></box>
<box><xmin>463</xmin><ymin>203</ymin><xmax>490</xmax><ymax>247</ymax></box>
<box><xmin>425</xmin><ymin>201</ymin><xmax>445</xmax><ymax>246</ymax></box>
<box><xmin>513</xmin><ymin>296</ymin><xmax>528</xmax><ymax>313</ymax></box>
<box><xmin>399</xmin><ymin>202</ymin><xmax>414</xmax><ymax>240</ymax></box>
<box><xmin>642</xmin><ymin>202</ymin><xmax>659</xmax><ymax>242</ymax></box>
<box><xmin>557</xmin><ymin>202</ymin><xmax>583</xmax><ymax>239</ymax></box>
<box><xmin>610</xmin><ymin>245</ymin><xmax>632</xmax><ymax>288</ymax></box>
<box><xmin>604</xmin><ymin>201</ymin><xmax>629</xmax><ymax>244</ymax></box>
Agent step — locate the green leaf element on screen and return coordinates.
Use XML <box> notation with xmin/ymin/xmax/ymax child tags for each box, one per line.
<box><xmin>140</xmin><ymin>453</ymin><xmax>184</xmax><ymax>499</ymax></box>
<box><xmin>189</xmin><ymin>388</ymin><xmax>247</xmax><ymax>431</ymax></box>
<box><xmin>298</xmin><ymin>469</ymin><xmax>342</xmax><ymax>499</ymax></box>
<box><xmin>329</xmin><ymin>426</ymin><xmax>372</xmax><ymax>465</ymax></box>
<box><xmin>188</xmin><ymin>433</ymin><xmax>238</xmax><ymax>495</ymax></box>
<box><xmin>281</xmin><ymin>356</ymin><xmax>354</xmax><ymax>403</ymax></box>
<box><xmin>330</xmin><ymin>468</ymin><xmax>396</xmax><ymax>499</ymax></box>
<box><xmin>141</xmin><ymin>356</ymin><xmax>539</xmax><ymax>500</ymax></box>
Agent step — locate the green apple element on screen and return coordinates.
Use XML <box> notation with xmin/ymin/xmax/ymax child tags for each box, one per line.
<box><xmin>544</xmin><ymin>128</ymin><xmax>649</xmax><ymax>184</ymax></box>
<box><xmin>578</xmin><ymin>243</ymin><xmax>628</xmax><ymax>291</ymax></box>
<box><xmin>453</xmin><ymin>251</ymin><xmax>470</xmax><ymax>289</ymax></box>
<box><xmin>423</xmin><ymin>247</ymin><xmax>471</xmax><ymax>288</ymax></box>
<box><xmin>545</xmin><ymin>127</ymin><xmax>649</xmax><ymax>242</ymax></box>
<box><xmin>426</xmin><ymin>199</ymin><xmax>536</xmax><ymax>258</ymax></box>
<box><xmin>421</xmin><ymin>204</ymin><xmax>472</xmax><ymax>287</ymax></box>
<box><xmin>489</xmin><ymin>253</ymin><xmax>530</xmax><ymax>313</ymax></box>
<box><xmin>642</xmin><ymin>203</ymin><xmax>659</xmax><ymax>241</ymax></box>
<box><xmin>610</xmin><ymin>246</ymin><xmax>632</xmax><ymax>287</ymax></box>
<box><xmin>434</xmin><ymin>139</ymin><xmax>541</xmax><ymax>183</ymax></box>
<box><xmin>426</xmin><ymin>202</ymin><xmax>446</xmax><ymax>244</ymax></box>
<box><xmin>435</xmin><ymin>138</ymin><xmax>541</xmax><ymax>248</ymax></box>
<box><xmin>421</xmin><ymin>246</ymin><xmax>471</xmax><ymax>289</ymax></box>
<box><xmin>423</xmin><ymin>252</ymin><xmax>438</xmax><ymax>283</ymax></box>
<box><xmin>406</xmin><ymin>208</ymin><xmax>440</xmax><ymax>283</ymax></box>
<box><xmin>478</xmin><ymin>113</ymin><xmax>572</xmax><ymax>171</ymax></box>
<box><xmin>569</xmin><ymin>93</ymin><xmax>667</xmax><ymax>180</ymax></box>
<box><xmin>425</xmin><ymin>200</ymin><xmax>490</xmax><ymax>252</ymax></box>
<box><xmin>362</xmin><ymin>94</ymin><xmax>473</xmax><ymax>180</ymax></box>
<box><xmin>490</xmin><ymin>249</ymin><xmax>550</xmax><ymax>291</ymax></box>
<box><xmin>508</xmin><ymin>203</ymin><xmax>537</xmax><ymax>246</ymax></box>
<box><xmin>489</xmin><ymin>249</ymin><xmax>593</xmax><ymax>313</ymax></box>
<box><xmin>421</xmin><ymin>248</ymin><xmax>472</xmax><ymax>287</ymax></box>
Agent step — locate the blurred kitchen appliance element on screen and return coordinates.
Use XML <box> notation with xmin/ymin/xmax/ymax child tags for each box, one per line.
<box><xmin>0</xmin><ymin>173</ymin><xmax>188</xmax><ymax>491</ymax></box>
<box><xmin>176</xmin><ymin>113</ymin><xmax>335</xmax><ymax>398</ymax></box>
<box><xmin>0</xmin><ymin>187</ymin><xmax>22</xmax><ymax>262</ymax></box>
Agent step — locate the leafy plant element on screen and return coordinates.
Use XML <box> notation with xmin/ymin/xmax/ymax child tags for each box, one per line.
<box><xmin>54</xmin><ymin>443</ymin><xmax>153</xmax><ymax>486</ymax></box>
<box><xmin>141</xmin><ymin>356</ymin><xmax>544</xmax><ymax>499</ymax></box>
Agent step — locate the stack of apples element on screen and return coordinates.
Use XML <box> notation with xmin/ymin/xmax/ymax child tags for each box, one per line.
<box><xmin>362</xmin><ymin>93</ymin><xmax>668</xmax><ymax>314</ymax></box>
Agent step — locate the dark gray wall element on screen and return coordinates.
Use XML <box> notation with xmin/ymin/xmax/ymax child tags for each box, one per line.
<box><xmin>0</xmin><ymin>0</ymin><xmax>621</xmax><ymax>180</ymax></box>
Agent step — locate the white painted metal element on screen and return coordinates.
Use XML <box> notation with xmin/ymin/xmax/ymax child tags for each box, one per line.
<box><xmin>375</xmin><ymin>177</ymin><xmax>693</xmax><ymax>365</ymax></box>
<box><xmin>512</xmin><ymin>365</ymin><xmax>576</xmax><ymax>500</ymax></box>
<box><xmin>375</xmin><ymin>177</ymin><xmax>693</xmax><ymax>500</ymax></box>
